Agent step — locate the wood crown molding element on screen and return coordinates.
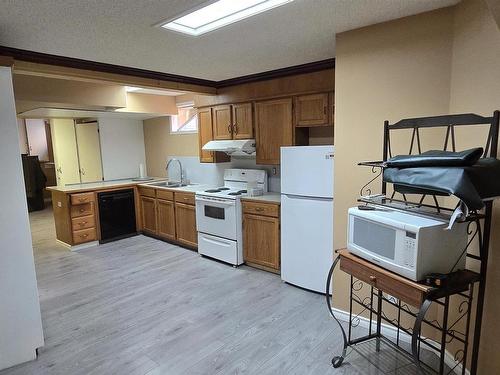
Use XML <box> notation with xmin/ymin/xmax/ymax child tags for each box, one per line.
<box><xmin>0</xmin><ymin>55</ymin><xmax>15</xmax><ymax>67</ymax></box>
<box><xmin>0</xmin><ymin>45</ymin><xmax>334</xmax><ymax>90</ymax></box>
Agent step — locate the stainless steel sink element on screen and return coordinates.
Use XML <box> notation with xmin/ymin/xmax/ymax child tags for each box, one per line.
<box><xmin>147</xmin><ymin>181</ymin><xmax>193</xmax><ymax>188</ymax></box>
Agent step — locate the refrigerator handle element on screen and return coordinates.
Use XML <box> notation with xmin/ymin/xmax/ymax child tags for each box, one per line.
<box><xmin>283</xmin><ymin>194</ymin><xmax>333</xmax><ymax>202</ymax></box>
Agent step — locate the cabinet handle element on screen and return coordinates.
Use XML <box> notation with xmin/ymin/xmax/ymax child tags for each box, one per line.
<box><xmin>79</xmin><ymin>208</ymin><xmax>85</xmax><ymax>213</ymax></box>
<box><xmin>228</xmin><ymin>124</ymin><xmax>232</xmax><ymax>134</ymax></box>
<box><xmin>233</xmin><ymin>124</ymin><xmax>238</xmax><ymax>135</ymax></box>
<box><xmin>369</xmin><ymin>275</ymin><xmax>377</xmax><ymax>283</ymax></box>
<box><xmin>78</xmin><ymin>198</ymin><xmax>87</xmax><ymax>202</ymax></box>
<box><xmin>81</xmin><ymin>234</ymin><xmax>89</xmax><ymax>238</ymax></box>
<box><xmin>255</xmin><ymin>207</ymin><xmax>264</xmax><ymax>212</ymax></box>
<box><xmin>78</xmin><ymin>222</ymin><xmax>87</xmax><ymax>226</ymax></box>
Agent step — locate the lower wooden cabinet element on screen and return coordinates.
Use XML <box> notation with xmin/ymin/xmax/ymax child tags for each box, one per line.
<box><xmin>243</xmin><ymin>211</ymin><xmax>280</xmax><ymax>272</ymax></box>
<box><xmin>175</xmin><ymin>202</ymin><xmax>198</xmax><ymax>248</ymax></box>
<box><xmin>157</xmin><ymin>199</ymin><xmax>176</xmax><ymax>241</ymax></box>
<box><xmin>140</xmin><ymin>196</ymin><xmax>157</xmax><ymax>235</ymax></box>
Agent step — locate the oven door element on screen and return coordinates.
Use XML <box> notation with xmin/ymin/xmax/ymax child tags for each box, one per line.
<box><xmin>195</xmin><ymin>195</ymin><xmax>237</xmax><ymax>240</ymax></box>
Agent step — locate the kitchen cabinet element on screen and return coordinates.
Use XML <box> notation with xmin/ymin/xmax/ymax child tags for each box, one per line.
<box><xmin>254</xmin><ymin>98</ymin><xmax>293</xmax><ymax>165</ymax></box>
<box><xmin>157</xmin><ymin>199</ymin><xmax>175</xmax><ymax>241</ymax></box>
<box><xmin>198</xmin><ymin>107</ymin><xmax>230</xmax><ymax>164</ymax></box>
<box><xmin>175</xmin><ymin>202</ymin><xmax>198</xmax><ymax>248</ymax></box>
<box><xmin>294</xmin><ymin>93</ymin><xmax>331</xmax><ymax>127</ymax></box>
<box><xmin>232</xmin><ymin>102</ymin><xmax>254</xmax><ymax>139</ymax></box>
<box><xmin>242</xmin><ymin>201</ymin><xmax>280</xmax><ymax>272</ymax></box>
<box><xmin>140</xmin><ymin>196</ymin><xmax>157</xmax><ymax>235</ymax></box>
<box><xmin>213</xmin><ymin>105</ymin><xmax>233</xmax><ymax>140</ymax></box>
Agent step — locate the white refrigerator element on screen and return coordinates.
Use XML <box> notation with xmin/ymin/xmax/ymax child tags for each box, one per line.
<box><xmin>280</xmin><ymin>145</ymin><xmax>334</xmax><ymax>293</ymax></box>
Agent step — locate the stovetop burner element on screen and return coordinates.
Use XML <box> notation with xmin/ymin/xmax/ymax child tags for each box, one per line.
<box><xmin>204</xmin><ymin>187</ymin><xmax>231</xmax><ymax>193</ymax></box>
<box><xmin>228</xmin><ymin>190</ymin><xmax>247</xmax><ymax>196</ymax></box>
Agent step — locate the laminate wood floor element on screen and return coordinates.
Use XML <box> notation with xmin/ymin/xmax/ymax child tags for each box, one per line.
<box><xmin>1</xmin><ymin>208</ymin><xmax>426</xmax><ymax>375</ymax></box>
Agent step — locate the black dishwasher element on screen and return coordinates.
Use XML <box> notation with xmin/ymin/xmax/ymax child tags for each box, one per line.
<box><xmin>98</xmin><ymin>189</ymin><xmax>137</xmax><ymax>243</ymax></box>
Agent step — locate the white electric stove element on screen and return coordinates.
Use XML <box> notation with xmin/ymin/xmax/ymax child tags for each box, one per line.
<box><xmin>195</xmin><ymin>169</ymin><xmax>267</xmax><ymax>266</ymax></box>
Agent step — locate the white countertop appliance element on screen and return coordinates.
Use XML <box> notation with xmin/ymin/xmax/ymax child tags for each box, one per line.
<box><xmin>280</xmin><ymin>145</ymin><xmax>335</xmax><ymax>293</ymax></box>
<box><xmin>347</xmin><ymin>207</ymin><xmax>468</xmax><ymax>281</ymax></box>
<box><xmin>196</xmin><ymin>169</ymin><xmax>267</xmax><ymax>266</ymax></box>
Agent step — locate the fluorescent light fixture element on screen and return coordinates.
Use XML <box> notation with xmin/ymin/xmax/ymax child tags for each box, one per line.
<box><xmin>125</xmin><ymin>86</ymin><xmax>142</xmax><ymax>92</ymax></box>
<box><xmin>160</xmin><ymin>0</ymin><xmax>293</xmax><ymax>36</ymax></box>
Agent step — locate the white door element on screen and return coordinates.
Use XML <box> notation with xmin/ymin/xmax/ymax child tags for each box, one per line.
<box><xmin>281</xmin><ymin>194</ymin><xmax>334</xmax><ymax>293</ymax></box>
<box><xmin>50</xmin><ymin>118</ymin><xmax>81</xmax><ymax>186</ymax></box>
<box><xmin>75</xmin><ymin>122</ymin><xmax>103</xmax><ymax>183</ymax></box>
<box><xmin>280</xmin><ymin>145</ymin><xmax>334</xmax><ymax>198</ymax></box>
<box><xmin>25</xmin><ymin>119</ymin><xmax>48</xmax><ymax>161</ymax></box>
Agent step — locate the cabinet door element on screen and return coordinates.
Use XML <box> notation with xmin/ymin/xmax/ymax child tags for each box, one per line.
<box><xmin>51</xmin><ymin>118</ymin><xmax>81</xmax><ymax>185</ymax></box>
<box><xmin>294</xmin><ymin>93</ymin><xmax>329</xmax><ymax>127</ymax></box>
<box><xmin>157</xmin><ymin>199</ymin><xmax>175</xmax><ymax>241</ymax></box>
<box><xmin>75</xmin><ymin>122</ymin><xmax>103</xmax><ymax>183</ymax></box>
<box><xmin>255</xmin><ymin>98</ymin><xmax>293</xmax><ymax>165</ymax></box>
<box><xmin>198</xmin><ymin>107</ymin><xmax>215</xmax><ymax>163</ymax></box>
<box><xmin>212</xmin><ymin>105</ymin><xmax>233</xmax><ymax>140</ymax></box>
<box><xmin>243</xmin><ymin>213</ymin><xmax>280</xmax><ymax>270</ymax></box>
<box><xmin>175</xmin><ymin>203</ymin><xmax>197</xmax><ymax>248</ymax></box>
<box><xmin>140</xmin><ymin>196</ymin><xmax>157</xmax><ymax>235</ymax></box>
<box><xmin>232</xmin><ymin>102</ymin><xmax>253</xmax><ymax>139</ymax></box>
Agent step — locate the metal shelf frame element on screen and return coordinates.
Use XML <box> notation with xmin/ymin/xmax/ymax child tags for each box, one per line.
<box><xmin>326</xmin><ymin>111</ymin><xmax>499</xmax><ymax>375</ymax></box>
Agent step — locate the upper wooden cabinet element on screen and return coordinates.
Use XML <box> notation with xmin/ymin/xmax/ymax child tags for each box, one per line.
<box><xmin>232</xmin><ymin>103</ymin><xmax>254</xmax><ymax>139</ymax></box>
<box><xmin>255</xmin><ymin>98</ymin><xmax>293</xmax><ymax>165</ymax></box>
<box><xmin>213</xmin><ymin>105</ymin><xmax>233</xmax><ymax>140</ymax></box>
<box><xmin>198</xmin><ymin>107</ymin><xmax>230</xmax><ymax>164</ymax></box>
<box><xmin>294</xmin><ymin>93</ymin><xmax>331</xmax><ymax>127</ymax></box>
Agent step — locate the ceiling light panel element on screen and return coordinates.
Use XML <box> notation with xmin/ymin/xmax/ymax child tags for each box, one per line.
<box><xmin>161</xmin><ymin>0</ymin><xmax>293</xmax><ymax>36</ymax></box>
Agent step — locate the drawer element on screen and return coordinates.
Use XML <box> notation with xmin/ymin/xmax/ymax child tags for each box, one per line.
<box><xmin>70</xmin><ymin>203</ymin><xmax>94</xmax><ymax>218</ymax></box>
<box><xmin>72</xmin><ymin>227</ymin><xmax>97</xmax><ymax>244</ymax></box>
<box><xmin>71</xmin><ymin>192</ymin><xmax>94</xmax><ymax>205</ymax></box>
<box><xmin>138</xmin><ymin>186</ymin><xmax>156</xmax><ymax>198</ymax></box>
<box><xmin>72</xmin><ymin>214</ymin><xmax>95</xmax><ymax>231</ymax></box>
<box><xmin>157</xmin><ymin>189</ymin><xmax>174</xmax><ymax>201</ymax></box>
<box><xmin>242</xmin><ymin>201</ymin><xmax>279</xmax><ymax>218</ymax></box>
<box><xmin>339</xmin><ymin>250</ymin><xmax>429</xmax><ymax>308</ymax></box>
<box><xmin>175</xmin><ymin>192</ymin><xmax>195</xmax><ymax>205</ymax></box>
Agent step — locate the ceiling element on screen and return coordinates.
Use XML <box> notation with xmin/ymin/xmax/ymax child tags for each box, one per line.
<box><xmin>0</xmin><ymin>0</ymin><xmax>459</xmax><ymax>81</ymax></box>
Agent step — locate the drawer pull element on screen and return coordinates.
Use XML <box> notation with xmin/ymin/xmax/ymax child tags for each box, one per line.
<box><xmin>184</xmin><ymin>197</ymin><xmax>189</xmax><ymax>200</ymax></box>
<box><xmin>369</xmin><ymin>275</ymin><xmax>377</xmax><ymax>283</ymax></box>
<box><xmin>255</xmin><ymin>207</ymin><xmax>264</xmax><ymax>212</ymax></box>
<box><xmin>78</xmin><ymin>198</ymin><xmax>87</xmax><ymax>202</ymax></box>
<box><xmin>78</xmin><ymin>222</ymin><xmax>87</xmax><ymax>226</ymax></box>
<box><xmin>80</xmin><ymin>234</ymin><xmax>89</xmax><ymax>238</ymax></box>
<box><xmin>79</xmin><ymin>208</ymin><xmax>85</xmax><ymax>213</ymax></box>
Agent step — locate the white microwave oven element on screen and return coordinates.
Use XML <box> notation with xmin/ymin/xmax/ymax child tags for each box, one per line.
<box><xmin>347</xmin><ymin>207</ymin><xmax>468</xmax><ymax>281</ymax></box>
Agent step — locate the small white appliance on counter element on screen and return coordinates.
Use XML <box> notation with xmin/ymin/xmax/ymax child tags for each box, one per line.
<box><xmin>196</xmin><ymin>169</ymin><xmax>267</xmax><ymax>266</ymax></box>
<box><xmin>280</xmin><ymin>145</ymin><xmax>335</xmax><ymax>293</ymax></box>
<box><xmin>347</xmin><ymin>207</ymin><xmax>468</xmax><ymax>281</ymax></box>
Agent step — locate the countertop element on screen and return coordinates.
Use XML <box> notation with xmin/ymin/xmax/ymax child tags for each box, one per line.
<box><xmin>138</xmin><ymin>182</ymin><xmax>212</xmax><ymax>193</ymax></box>
<box><xmin>241</xmin><ymin>193</ymin><xmax>281</xmax><ymax>204</ymax></box>
<box><xmin>47</xmin><ymin>178</ymin><xmax>167</xmax><ymax>193</ymax></box>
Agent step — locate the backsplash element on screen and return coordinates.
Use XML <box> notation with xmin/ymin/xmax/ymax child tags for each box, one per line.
<box><xmin>165</xmin><ymin>156</ymin><xmax>281</xmax><ymax>192</ymax></box>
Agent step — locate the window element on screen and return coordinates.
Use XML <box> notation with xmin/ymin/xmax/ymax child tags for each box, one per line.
<box><xmin>171</xmin><ymin>105</ymin><xmax>198</xmax><ymax>134</ymax></box>
<box><xmin>160</xmin><ymin>0</ymin><xmax>293</xmax><ymax>36</ymax></box>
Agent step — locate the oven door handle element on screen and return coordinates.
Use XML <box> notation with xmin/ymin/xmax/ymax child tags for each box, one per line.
<box><xmin>195</xmin><ymin>196</ymin><xmax>236</xmax><ymax>206</ymax></box>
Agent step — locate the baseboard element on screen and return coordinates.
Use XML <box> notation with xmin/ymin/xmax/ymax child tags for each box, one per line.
<box><xmin>331</xmin><ymin>307</ymin><xmax>470</xmax><ymax>375</ymax></box>
<box><xmin>56</xmin><ymin>239</ymin><xmax>99</xmax><ymax>251</ymax></box>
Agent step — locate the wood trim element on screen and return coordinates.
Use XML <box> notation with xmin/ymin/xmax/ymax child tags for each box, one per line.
<box><xmin>0</xmin><ymin>55</ymin><xmax>14</xmax><ymax>67</ymax></box>
<box><xmin>2</xmin><ymin>45</ymin><xmax>334</xmax><ymax>91</ymax></box>
<box><xmin>216</xmin><ymin>58</ymin><xmax>335</xmax><ymax>88</ymax></box>
<box><xmin>1</xmin><ymin>45</ymin><xmax>216</xmax><ymax>87</ymax></box>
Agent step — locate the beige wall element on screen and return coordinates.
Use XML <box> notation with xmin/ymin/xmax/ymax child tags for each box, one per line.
<box><xmin>448</xmin><ymin>0</ymin><xmax>500</xmax><ymax>372</ymax></box>
<box><xmin>333</xmin><ymin>0</ymin><xmax>500</xmax><ymax>372</ymax></box>
<box><xmin>143</xmin><ymin>117</ymin><xmax>199</xmax><ymax>177</ymax></box>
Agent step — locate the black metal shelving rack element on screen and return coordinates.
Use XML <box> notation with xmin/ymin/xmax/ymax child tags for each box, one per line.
<box><xmin>326</xmin><ymin>111</ymin><xmax>499</xmax><ymax>375</ymax></box>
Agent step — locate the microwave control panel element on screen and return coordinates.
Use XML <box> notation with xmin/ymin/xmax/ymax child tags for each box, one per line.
<box><xmin>404</xmin><ymin>231</ymin><xmax>416</xmax><ymax>268</ymax></box>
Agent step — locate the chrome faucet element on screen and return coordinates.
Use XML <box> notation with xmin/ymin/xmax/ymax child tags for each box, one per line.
<box><xmin>166</xmin><ymin>158</ymin><xmax>184</xmax><ymax>185</ymax></box>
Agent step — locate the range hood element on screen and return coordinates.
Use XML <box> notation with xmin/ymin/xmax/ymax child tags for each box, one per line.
<box><xmin>202</xmin><ymin>139</ymin><xmax>256</xmax><ymax>156</ymax></box>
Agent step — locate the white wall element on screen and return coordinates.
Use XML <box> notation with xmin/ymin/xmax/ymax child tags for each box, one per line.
<box><xmin>0</xmin><ymin>66</ymin><xmax>44</xmax><ymax>370</ymax></box>
<box><xmin>98</xmin><ymin>118</ymin><xmax>147</xmax><ymax>180</ymax></box>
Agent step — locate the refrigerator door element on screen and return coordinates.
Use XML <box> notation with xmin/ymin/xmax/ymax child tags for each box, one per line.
<box><xmin>281</xmin><ymin>194</ymin><xmax>334</xmax><ymax>293</ymax></box>
<box><xmin>280</xmin><ymin>146</ymin><xmax>334</xmax><ymax>198</ymax></box>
